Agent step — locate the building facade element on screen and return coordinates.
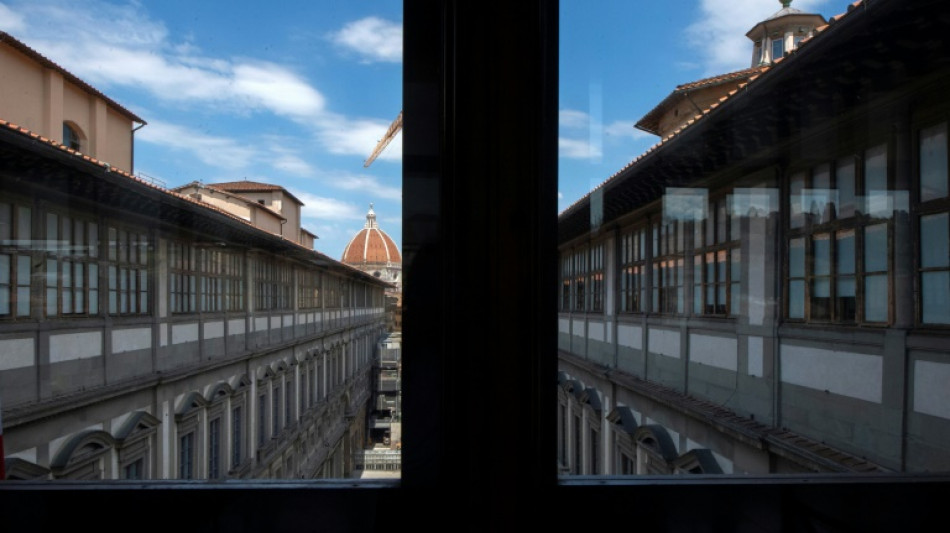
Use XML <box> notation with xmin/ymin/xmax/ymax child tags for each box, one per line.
<box><xmin>0</xmin><ymin>32</ymin><xmax>389</xmax><ymax>481</ymax></box>
<box><xmin>558</xmin><ymin>0</ymin><xmax>950</xmax><ymax>475</ymax></box>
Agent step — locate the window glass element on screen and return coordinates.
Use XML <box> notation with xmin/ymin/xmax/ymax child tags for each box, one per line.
<box><xmin>920</xmin><ymin>122</ymin><xmax>948</xmax><ymax>202</ymax></box>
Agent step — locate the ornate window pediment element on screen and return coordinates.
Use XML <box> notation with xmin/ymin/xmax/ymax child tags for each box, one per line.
<box><xmin>672</xmin><ymin>449</ymin><xmax>723</xmax><ymax>475</ymax></box>
<box><xmin>607</xmin><ymin>406</ymin><xmax>639</xmax><ymax>436</ymax></box>
<box><xmin>50</xmin><ymin>430</ymin><xmax>115</xmax><ymax>479</ymax></box>
<box><xmin>114</xmin><ymin>411</ymin><xmax>160</xmax><ymax>446</ymax></box>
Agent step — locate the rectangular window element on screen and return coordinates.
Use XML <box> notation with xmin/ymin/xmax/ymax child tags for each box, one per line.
<box><xmin>920</xmin><ymin>122</ymin><xmax>948</xmax><ymax>202</ymax></box>
<box><xmin>45</xmin><ymin>213</ymin><xmax>100</xmax><ymax>317</ymax></box>
<box><xmin>620</xmin><ymin>453</ymin><xmax>635</xmax><ymax>475</ymax></box>
<box><xmin>786</xmin><ymin>148</ymin><xmax>889</xmax><ymax>324</ymax></box>
<box><xmin>273</xmin><ymin>385</ymin><xmax>281</xmax><ymax>436</ymax></box>
<box><xmin>199</xmin><ymin>249</ymin><xmax>244</xmax><ymax>313</ymax></box>
<box><xmin>573</xmin><ymin>415</ymin><xmax>582</xmax><ymax>475</ymax></box>
<box><xmin>589</xmin><ymin>243</ymin><xmax>604</xmax><ymax>312</ymax></box>
<box><xmin>285</xmin><ymin>384</ymin><xmax>292</xmax><ymax>427</ymax></box>
<box><xmin>298</xmin><ymin>269</ymin><xmax>322</xmax><ymax>309</ymax></box>
<box><xmin>589</xmin><ymin>428</ymin><xmax>599</xmax><ymax>475</ymax></box>
<box><xmin>572</xmin><ymin>248</ymin><xmax>587</xmax><ymax>311</ymax></box>
<box><xmin>771</xmin><ymin>36</ymin><xmax>784</xmax><ymax>61</ymax></box>
<box><xmin>208</xmin><ymin>417</ymin><xmax>220</xmax><ymax>479</ymax></box>
<box><xmin>652</xmin><ymin>219</ymin><xmax>683</xmax><ymax>314</ymax></box>
<box><xmin>179</xmin><ymin>432</ymin><xmax>194</xmax><ymax>480</ymax></box>
<box><xmin>919</xmin><ymin>122</ymin><xmax>949</xmax><ymax>324</ymax></box>
<box><xmin>620</xmin><ymin>228</ymin><xmax>646</xmax><ymax>313</ymax></box>
<box><xmin>255</xmin><ymin>258</ymin><xmax>292</xmax><ymax>311</ymax></box>
<box><xmin>920</xmin><ymin>214</ymin><xmax>950</xmax><ymax>324</ymax></box>
<box><xmin>232</xmin><ymin>406</ymin><xmax>243</xmax><ymax>469</ymax></box>
<box><xmin>123</xmin><ymin>458</ymin><xmax>144</xmax><ymax>480</ymax></box>
<box><xmin>693</xmin><ymin>197</ymin><xmax>739</xmax><ymax>317</ymax></box>
<box><xmin>169</xmin><ymin>240</ymin><xmax>196</xmax><ymax>314</ymax></box>
<box><xmin>560</xmin><ymin>254</ymin><xmax>572</xmax><ymax>310</ymax></box>
<box><xmin>258</xmin><ymin>394</ymin><xmax>267</xmax><ymax>445</ymax></box>
<box><xmin>107</xmin><ymin>226</ymin><xmax>147</xmax><ymax>315</ymax></box>
<box><xmin>0</xmin><ymin>202</ymin><xmax>32</xmax><ymax>318</ymax></box>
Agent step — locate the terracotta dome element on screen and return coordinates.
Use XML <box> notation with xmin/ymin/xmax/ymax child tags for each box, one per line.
<box><xmin>342</xmin><ymin>205</ymin><xmax>402</xmax><ymax>266</ymax></box>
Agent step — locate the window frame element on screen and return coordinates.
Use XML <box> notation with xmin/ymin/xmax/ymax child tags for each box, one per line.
<box><xmin>2</xmin><ymin>3</ymin><xmax>947</xmax><ymax>530</ymax></box>
<box><xmin>784</xmin><ymin>144</ymin><xmax>894</xmax><ymax>325</ymax></box>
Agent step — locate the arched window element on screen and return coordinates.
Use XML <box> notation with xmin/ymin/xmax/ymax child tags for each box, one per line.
<box><xmin>62</xmin><ymin>122</ymin><xmax>83</xmax><ymax>151</ymax></box>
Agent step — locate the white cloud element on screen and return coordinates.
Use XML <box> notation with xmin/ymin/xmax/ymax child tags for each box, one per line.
<box><xmin>604</xmin><ymin>120</ymin><xmax>652</xmax><ymax>141</ymax></box>
<box><xmin>272</xmin><ymin>153</ymin><xmax>316</xmax><ymax>177</ymax></box>
<box><xmin>559</xmin><ymin>109</ymin><xmax>590</xmax><ymax>129</ymax></box>
<box><xmin>0</xmin><ymin>3</ymin><xmax>26</xmax><ymax>33</ymax></box>
<box><xmin>5</xmin><ymin>1</ymin><xmax>400</xmax><ymax>171</ymax></box>
<box><xmin>685</xmin><ymin>0</ymin><xmax>830</xmax><ymax>75</ymax></box>
<box><xmin>9</xmin><ymin>0</ymin><xmax>324</xmax><ymax>120</ymax></box>
<box><xmin>330</xmin><ymin>17</ymin><xmax>402</xmax><ymax>63</ymax></box>
<box><xmin>315</xmin><ymin>114</ymin><xmax>402</xmax><ymax>162</ymax></box>
<box><xmin>292</xmin><ymin>191</ymin><xmax>365</xmax><ymax>222</ymax></box>
<box><xmin>136</xmin><ymin>120</ymin><xmax>255</xmax><ymax>170</ymax></box>
<box><xmin>321</xmin><ymin>173</ymin><xmax>402</xmax><ymax>201</ymax></box>
<box><xmin>559</xmin><ymin>137</ymin><xmax>601</xmax><ymax>159</ymax></box>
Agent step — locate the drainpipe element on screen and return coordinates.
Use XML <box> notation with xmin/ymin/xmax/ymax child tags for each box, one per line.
<box><xmin>131</xmin><ymin>122</ymin><xmax>146</xmax><ymax>174</ymax></box>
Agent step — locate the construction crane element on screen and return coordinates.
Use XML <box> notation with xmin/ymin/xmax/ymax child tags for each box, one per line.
<box><xmin>363</xmin><ymin>110</ymin><xmax>403</xmax><ymax>168</ymax></box>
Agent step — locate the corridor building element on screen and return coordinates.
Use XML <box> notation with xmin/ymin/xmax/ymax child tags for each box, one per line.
<box><xmin>0</xmin><ymin>30</ymin><xmax>390</xmax><ymax>481</ymax></box>
<box><xmin>558</xmin><ymin>0</ymin><xmax>950</xmax><ymax>475</ymax></box>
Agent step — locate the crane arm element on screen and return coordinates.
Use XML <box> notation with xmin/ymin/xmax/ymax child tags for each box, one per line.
<box><xmin>363</xmin><ymin>111</ymin><xmax>403</xmax><ymax>168</ymax></box>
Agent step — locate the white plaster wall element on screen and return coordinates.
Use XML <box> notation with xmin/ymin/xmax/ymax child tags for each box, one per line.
<box><xmin>780</xmin><ymin>343</ymin><xmax>882</xmax><ymax>403</ymax></box>
<box><xmin>572</xmin><ymin>319</ymin><xmax>585</xmax><ymax>337</ymax></box>
<box><xmin>914</xmin><ymin>360</ymin><xmax>950</xmax><ymax>420</ymax></box>
<box><xmin>747</xmin><ymin>336</ymin><xmax>764</xmax><ymax>377</ymax></box>
<box><xmin>559</xmin><ymin>318</ymin><xmax>570</xmax><ymax>334</ymax></box>
<box><xmin>648</xmin><ymin>327</ymin><xmax>679</xmax><ymax>359</ymax></box>
<box><xmin>255</xmin><ymin>317</ymin><xmax>268</xmax><ymax>332</ymax></box>
<box><xmin>689</xmin><ymin>333</ymin><xmax>737</xmax><ymax>372</ymax></box>
<box><xmin>228</xmin><ymin>318</ymin><xmax>245</xmax><ymax>335</ymax></box>
<box><xmin>50</xmin><ymin>331</ymin><xmax>102</xmax><ymax>362</ymax></box>
<box><xmin>112</xmin><ymin>328</ymin><xmax>151</xmax><ymax>354</ymax></box>
<box><xmin>160</xmin><ymin>323</ymin><xmax>168</xmax><ymax>347</ymax></box>
<box><xmin>283</xmin><ymin>314</ymin><xmax>293</xmax><ymax>327</ymax></box>
<box><xmin>713</xmin><ymin>450</ymin><xmax>734</xmax><ymax>474</ymax></box>
<box><xmin>271</xmin><ymin>316</ymin><xmax>281</xmax><ymax>329</ymax></box>
<box><xmin>618</xmin><ymin>324</ymin><xmax>642</xmax><ymax>350</ymax></box>
<box><xmin>203</xmin><ymin>321</ymin><xmax>224</xmax><ymax>340</ymax></box>
<box><xmin>8</xmin><ymin>447</ymin><xmax>37</xmax><ymax>462</ymax></box>
<box><xmin>0</xmin><ymin>337</ymin><xmax>34</xmax><ymax>370</ymax></box>
<box><xmin>588</xmin><ymin>320</ymin><xmax>605</xmax><ymax>342</ymax></box>
<box><xmin>172</xmin><ymin>323</ymin><xmax>199</xmax><ymax>345</ymax></box>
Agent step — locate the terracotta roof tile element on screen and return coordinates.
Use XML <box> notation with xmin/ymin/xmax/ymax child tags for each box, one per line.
<box><xmin>207</xmin><ymin>180</ymin><xmax>304</xmax><ymax>206</ymax></box>
<box><xmin>674</xmin><ymin>66</ymin><xmax>766</xmax><ymax>93</ymax></box>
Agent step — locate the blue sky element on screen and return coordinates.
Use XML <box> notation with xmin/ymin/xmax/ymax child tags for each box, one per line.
<box><xmin>558</xmin><ymin>0</ymin><xmax>840</xmax><ymax>212</ymax></box>
<box><xmin>1</xmin><ymin>0</ymin><xmax>845</xmax><ymax>258</ymax></box>
<box><xmin>0</xmin><ymin>0</ymin><xmax>402</xmax><ymax>259</ymax></box>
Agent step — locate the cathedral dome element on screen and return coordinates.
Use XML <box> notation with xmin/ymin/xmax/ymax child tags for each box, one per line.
<box><xmin>342</xmin><ymin>204</ymin><xmax>402</xmax><ymax>266</ymax></box>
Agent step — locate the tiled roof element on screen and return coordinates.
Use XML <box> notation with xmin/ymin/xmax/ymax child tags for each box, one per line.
<box><xmin>172</xmin><ymin>181</ymin><xmax>287</xmax><ymax>220</ymax></box>
<box><xmin>0</xmin><ymin>30</ymin><xmax>145</xmax><ymax>124</ymax></box>
<box><xmin>0</xmin><ymin>118</ymin><xmax>389</xmax><ymax>288</ymax></box>
<box><xmin>673</xmin><ymin>66</ymin><xmax>765</xmax><ymax>93</ymax></box>
<box><xmin>208</xmin><ymin>180</ymin><xmax>304</xmax><ymax>206</ymax></box>
<box><xmin>634</xmin><ymin>66</ymin><xmax>765</xmax><ymax>137</ymax></box>
<box><xmin>209</xmin><ymin>180</ymin><xmax>285</xmax><ymax>191</ymax></box>
<box><xmin>560</xmin><ymin>0</ymin><xmax>870</xmax><ymax>220</ymax></box>
<box><xmin>342</xmin><ymin>227</ymin><xmax>402</xmax><ymax>265</ymax></box>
